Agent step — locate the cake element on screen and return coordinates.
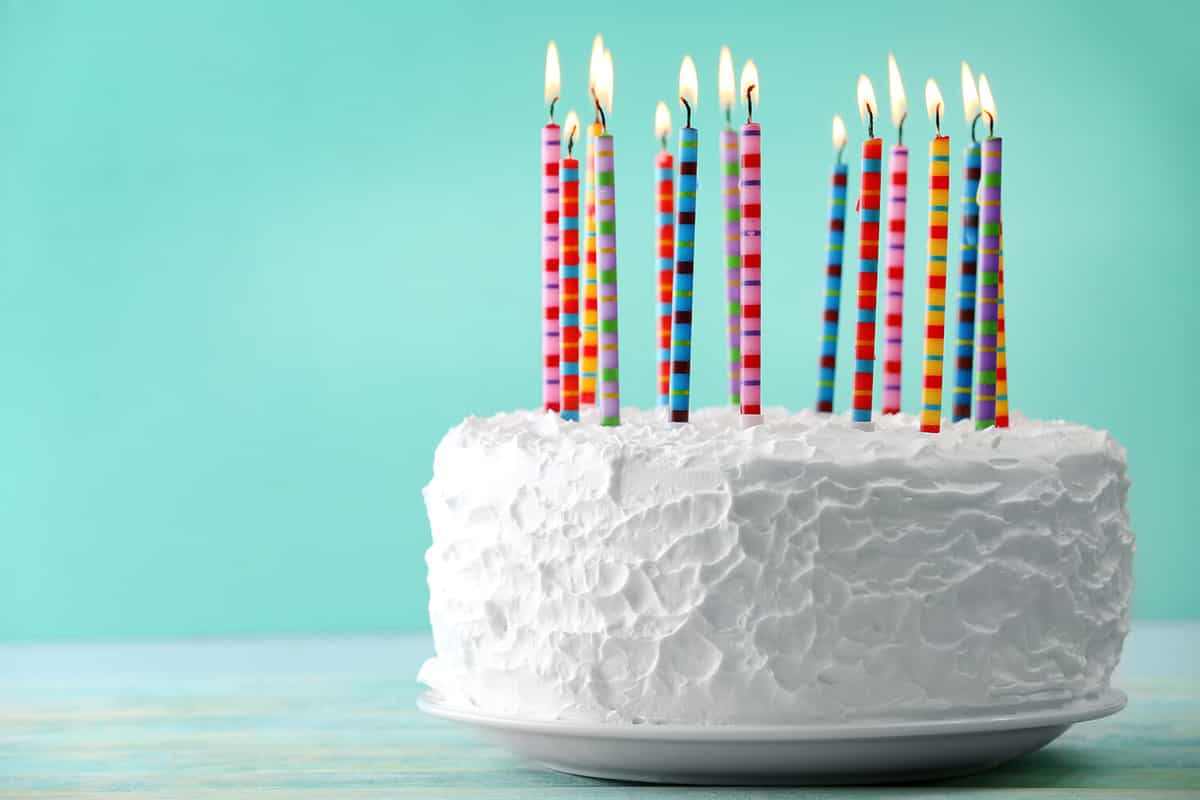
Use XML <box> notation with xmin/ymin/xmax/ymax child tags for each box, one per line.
<box><xmin>418</xmin><ymin>407</ymin><xmax>1133</xmax><ymax>725</ymax></box>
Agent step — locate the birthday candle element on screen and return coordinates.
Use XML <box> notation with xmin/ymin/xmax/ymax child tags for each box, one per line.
<box><xmin>582</xmin><ymin>36</ymin><xmax>605</xmax><ymax>408</ymax></box>
<box><xmin>920</xmin><ymin>80</ymin><xmax>950</xmax><ymax>434</ymax></box>
<box><xmin>852</xmin><ymin>75</ymin><xmax>882</xmax><ymax>424</ymax></box>
<box><xmin>882</xmin><ymin>54</ymin><xmax>908</xmax><ymax>415</ymax></box>
<box><xmin>669</xmin><ymin>56</ymin><xmax>699</xmax><ymax>423</ymax></box>
<box><xmin>560</xmin><ymin>112</ymin><xmax>582</xmax><ymax>421</ymax></box>
<box><xmin>719</xmin><ymin>47</ymin><xmax>742</xmax><ymax>407</ymax></box>
<box><xmin>975</xmin><ymin>75</ymin><xmax>1002</xmax><ymax>430</ymax></box>
<box><xmin>541</xmin><ymin>42</ymin><xmax>561</xmax><ymax>413</ymax></box>
<box><xmin>817</xmin><ymin>116</ymin><xmax>848</xmax><ymax>413</ymax></box>
<box><xmin>654</xmin><ymin>102</ymin><xmax>674</xmax><ymax>409</ymax></box>
<box><xmin>995</xmin><ymin>224</ymin><xmax>1009</xmax><ymax>427</ymax></box>
<box><xmin>739</xmin><ymin>60</ymin><xmax>762</xmax><ymax>421</ymax></box>
<box><xmin>594</xmin><ymin>49</ymin><xmax>620</xmax><ymax>427</ymax></box>
<box><xmin>953</xmin><ymin>63</ymin><xmax>981</xmax><ymax>422</ymax></box>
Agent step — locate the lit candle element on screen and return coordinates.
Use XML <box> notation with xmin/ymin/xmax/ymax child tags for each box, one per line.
<box><xmin>881</xmin><ymin>54</ymin><xmax>908</xmax><ymax>415</ymax></box>
<box><xmin>560</xmin><ymin>111</ymin><xmax>582</xmax><ymax>421</ymax></box>
<box><xmin>541</xmin><ymin>42</ymin><xmax>561</xmax><ymax>413</ymax></box>
<box><xmin>593</xmin><ymin>49</ymin><xmax>621</xmax><ymax>427</ymax></box>
<box><xmin>738</xmin><ymin>60</ymin><xmax>762</xmax><ymax>422</ymax></box>
<box><xmin>654</xmin><ymin>101</ymin><xmax>674</xmax><ymax>409</ymax></box>
<box><xmin>920</xmin><ymin>80</ymin><xmax>950</xmax><ymax>434</ymax></box>
<box><xmin>852</xmin><ymin>75</ymin><xmax>883</xmax><ymax>424</ymax></box>
<box><xmin>582</xmin><ymin>35</ymin><xmax>604</xmax><ymax>407</ymax></box>
<box><xmin>952</xmin><ymin>62</ymin><xmax>981</xmax><ymax>422</ymax></box>
<box><xmin>669</xmin><ymin>55</ymin><xmax>699</xmax><ymax>423</ymax></box>
<box><xmin>719</xmin><ymin>46</ymin><xmax>742</xmax><ymax>408</ymax></box>
<box><xmin>996</xmin><ymin>223</ymin><xmax>1008</xmax><ymax>427</ymax></box>
<box><xmin>975</xmin><ymin>74</ymin><xmax>1002</xmax><ymax>429</ymax></box>
<box><xmin>816</xmin><ymin>115</ymin><xmax>848</xmax><ymax>413</ymax></box>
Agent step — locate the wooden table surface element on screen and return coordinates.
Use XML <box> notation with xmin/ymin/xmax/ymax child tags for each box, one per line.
<box><xmin>1</xmin><ymin>623</ymin><xmax>1196</xmax><ymax>798</ymax></box>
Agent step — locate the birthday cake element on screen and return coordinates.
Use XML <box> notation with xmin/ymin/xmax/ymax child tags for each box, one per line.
<box><xmin>418</xmin><ymin>407</ymin><xmax>1133</xmax><ymax>725</ymax></box>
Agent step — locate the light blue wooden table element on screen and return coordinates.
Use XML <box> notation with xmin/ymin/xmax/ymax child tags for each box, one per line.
<box><xmin>1</xmin><ymin>624</ymin><xmax>1196</xmax><ymax>798</ymax></box>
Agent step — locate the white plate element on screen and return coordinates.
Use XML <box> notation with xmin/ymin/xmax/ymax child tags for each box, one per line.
<box><xmin>418</xmin><ymin>688</ymin><xmax>1126</xmax><ymax>785</ymax></box>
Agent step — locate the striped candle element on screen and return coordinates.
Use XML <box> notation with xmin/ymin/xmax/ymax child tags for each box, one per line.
<box><xmin>721</xmin><ymin>128</ymin><xmax>742</xmax><ymax>407</ymax></box>
<box><xmin>655</xmin><ymin>150</ymin><xmax>674</xmax><ymax>408</ymax></box>
<box><xmin>595</xmin><ymin>132</ymin><xmax>620</xmax><ymax>426</ymax></box>
<box><xmin>975</xmin><ymin>135</ymin><xmax>1002</xmax><ymax>429</ymax></box>
<box><xmin>881</xmin><ymin>144</ymin><xmax>907</xmax><ymax>414</ymax></box>
<box><xmin>920</xmin><ymin>135</ymin><xmax>951</xmax><ymax>433</ymax></box>
<box><xmin>816</xmin><ymin>161</ymin><xmax>848</xmax><ymax>413</ymax></box>
<box><xmin>739</xmin><ymin>121</ymin><xmax>762</xmax><ymax>418</ymax></box>
<box><xmin>582</xmin><ymin>121</ymin><xmax>603</xmax><ymax>406</ymax></box>
<box><xmin>560</xmin><ymin>150</ymin><xmax>581</xmax><ymax>421</ymax></box>
<box><xmin>541</xmin><ymin>122</ymin><xmax>561</xmax><ymax>413</ymax></box>
<box><xmin>669</xmin><ymin>125</ymin><xmax>698</xmax><ymax>423</ymax></box>
<box><xmin>952</xmin><ymin>142</ymin><xmax>981</xmax><ymax>421</ymax></box>
<box><xmin>995</xmin><ymin>223</ymin><xmax>1009</xmax><ymax>427</ymax></box>
<box><xmin>852</xmin><ymin>137</ymin><xmax>883</xmax><ymax>423</ymax></box>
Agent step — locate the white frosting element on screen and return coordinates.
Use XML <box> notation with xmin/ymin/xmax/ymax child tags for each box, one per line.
<box><xmin>419</xmin><ymin>407</ymin><xmax>1133</xmax><ymax>724</ymax></box>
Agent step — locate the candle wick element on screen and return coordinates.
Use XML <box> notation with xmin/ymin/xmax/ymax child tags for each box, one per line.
<box><xmin>935</xmin><ymin>104</ymin><xmax>942</xmax><ymax>138</ymax></box>
<box><xmin>970</xmin><ymin>112</ymin><xmax>981</xmax><ymax>144</ymax></box>
<box><xmin>897</xmin><ymin>112</ymin><xmax>906</xmax><ymax>146</ymax></box>
<box><xmin>592</xmin><ymin>89</ymin><xmax>607</xmax><ymax>132</ymax></box>
<box><xmin>866</xmin><ymin>103</ymin><xmax>875</xmax><ymax>139</ymax></box>
<box><xmin>725</xmin><ymin>106</ymin><xmax>732</xmax><ymax>129</ymax></box>
<box><xmin>549</xmin><ymin>97</ymin><xmax>558</xmax><ymax>124</ymax></box>
<box><xmin>837</xmin><ymin>144</ymin><xmax>845</xmax><ymax>165</ymax></box>
<box><xmin>568</xmin><ymin>126</ymin><xmax>577</xmax><ymax>157</ymax></box>
<box><xmin>983</xmin><ymin>110</ymin><xmax>994</xmax><ymax>138</ymax></box>
<box><xmin>680</xmin><ymin>96</ymin><xmax>692</xmax><ymax>129</ymax></box>
<box><xmin>745</xmin><ymin>85</ymin><xmax>755</xmax><ymax>124</ymax></box>
<box><xmin>660</xmin><ymin>135</ymin><xmax>667</xmax><ymax>152</ymax></box>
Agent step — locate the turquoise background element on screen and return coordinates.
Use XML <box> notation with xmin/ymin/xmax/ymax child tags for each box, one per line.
<box><xmin>1</xmin><ymin>0</ymin><xmax>1194</xmax><ymax>641</ymax></box>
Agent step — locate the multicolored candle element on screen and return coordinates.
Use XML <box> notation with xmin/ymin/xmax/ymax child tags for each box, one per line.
<box><xmin>582</xmin><ymin>35</ymin><xmax>605</xmax><ymax>407</ymax></box>
<box><xmin>559</xmin><ymin>112</ymin><xmax>582</xmax><ymax>421</ymax></box>
<box><xmin>852</xmin><ymin>75</ymin><xmax>882</xmax><ymax>424</ymax></box>
<box><xmin>541</xmin><ymin>42</ymin><xmax>561</xmax><ymax>413</ymax></box>
<box><xmin>669</xmin><ymin>55</ymin><xmax>699</xmax><ymax>423</ymax></box>
<box><xmin>738</xmin><ymin>60</ymin><xmax>762</xmax><ymax>421</ymax></box>
<box><xmin>975</xmin><ymin>74</ymin><xmax>1002</xmax><ymax>430</ymax></box>
<box><xmin>719</xmin><ymin>46</ymin><xmax>742</xmax><ymax>407</ymax></box>
<box><xmin>953</xmin><ymin>62</ymin><xmax>981</xmax><ymax>422</ymax></box>
<box><xmin>816</xmin><ymin>115</ymin><xmax>848</xmax><ymax>413</ymax></box>
<box><xmin>654</xmin><ymin>102</ymin><xmax>674</xmax><ymax>409</ymax></box>
<box><xmin>995</xmin><ymin>224</ymin><xmax>1009</xmax><ymax>427</ymax></box>
<box><xmin>593</xmin><ymin>49</ymin><xmax>620</xmax><ymax>426</ymax></box>
<box><xmin>881</xmin><ymin>54</ymin><xmax>908</xmax><ymax>415</ymax></box>
<box><xmin>920</xmin><ymin>80</ymin><xmax>950</xmax><ymax>434</ymax></box>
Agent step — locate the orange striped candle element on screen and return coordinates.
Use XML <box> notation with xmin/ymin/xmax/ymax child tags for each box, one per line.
<box><xmin>920</xmin><ymin>84</ymin><xmax>950</xmax><ymax>432</ymax></box>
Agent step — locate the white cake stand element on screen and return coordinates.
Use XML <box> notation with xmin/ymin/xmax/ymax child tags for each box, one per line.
<box><xmin>418</xmin><ymin>688</ymin><xmax>1125</xmax><ymax>785</ymax></box>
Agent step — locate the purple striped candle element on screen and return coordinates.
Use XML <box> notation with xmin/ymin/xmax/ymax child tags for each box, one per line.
<box><xmin>975</xmin><ymin>135</ymin><xmax>1002</xmax><ymax>429</ymax></box>
<box><xmin>595</xmin><ymin>132</ymin><xmax>620</xmax><ymax>426</ymax></box>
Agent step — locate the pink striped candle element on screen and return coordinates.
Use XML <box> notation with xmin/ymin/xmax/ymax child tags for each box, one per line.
<box><xmin>721</xmin><ymin>128</ymin><xmax>742</xmax><ymax>407</ymax></box>
<box><xmin>738</xmin><ymin>61</ymin><xmax>761</xmax><ymax>421</ymax></box>
<box><xmin>541</xmin><ymin>121</ymin><xmax>561</xmax><ymax>413</ymax></box>
<box><xmin>881</xmin><ymin>143</ymin><xmax>907</xmax><ymax>414</ymax></box>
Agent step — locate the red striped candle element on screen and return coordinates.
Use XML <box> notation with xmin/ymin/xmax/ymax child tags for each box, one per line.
<box><xmin>541</xmin><ymin>124</ymin><xmax>561</xmax><ymax>413</ymax></box>
<box><xmin>738</xmin><ymin>61</ymin><xmax>761</xmax><ymax>421</ymax></box>
<box><xmin>852</xmin><ymin>75</ymin><xmax>881</xmax><ymax>424</ymax></box>
<box><xmin>654</xmin><ymin>102</ymin><xmax>674</xmax><ymax>409</ymax></box>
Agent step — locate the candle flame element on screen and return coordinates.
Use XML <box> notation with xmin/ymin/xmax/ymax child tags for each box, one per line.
<box><xmin>961</xmin><ymin>61</ymin><xmax>979</xmax><ymax>125</ymax></box>
<box><xmin>718</xmin><ymin>46</ymin><xmax>735</xmax><ymax>113</ymax></box>
<box><xmin>565</xmin><ymin>110</ymin><xmax>580</xmax><ymax>145</ymax></box>
<box><xmin>925</xmin><ymin>79</ymin><xmax>944</xmax><ymax>125</ymax></box>
<box><xmin>654</xmin><ymin>101</ymin><xmax>671</xmax><ymax>140</ymax></box>
<box><xmin>544</xmin><ymin>41</ymin><xmax>560</xmax><ymax>106</ymax></box>
<box><xmin>832</xmin><ymin>114</ymin><xmax>847</xmax><ymax>150</ymax></box>
<box><xmin>978</xmin><ymin>73</ymin><xmax>996</xmax><ymax>128</ymax></box>
<box><xmin>887</xmin><ymin>53</ymin><xmax>906</xmax><ymax>128</ymax></box>
<box><xmin>679</xmin><ymin>55</ymin><xmax>698</xmax><ymax>113</ymax></box>
<box><xmin>595</xmin><ymin>49</ymin><xmax>614</xmax><ymax>117</ymax></box>
<box><xmin>856</xmin><ymin>74</ymin><xmax>878</xmax><ymax>129</ymax></box>
<box><xmin>740</xmin><ymin>60</ymin><xmax>759</xmax><ymax>108</ymax></box>
<box><xmin>588</xmin><ymin>34</ymin><xmax>604</xmax><ymax>91</ymax></box>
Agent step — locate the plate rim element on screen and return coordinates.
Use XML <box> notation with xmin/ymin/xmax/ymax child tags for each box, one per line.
<box><xmin>417</xmin><ymin>687</ymin><xmax>1126</xmax><ymax>741</ymax></box>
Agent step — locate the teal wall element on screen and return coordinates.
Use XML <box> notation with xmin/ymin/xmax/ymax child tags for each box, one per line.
<box><xmin>1</xmin><ymin>0</ymin><xmax>1194</xmax><ymax>640</ymax></box>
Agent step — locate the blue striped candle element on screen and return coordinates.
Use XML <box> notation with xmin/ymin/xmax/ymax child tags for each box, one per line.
<box><xmin>817</xmin><ymin>163</ymin><xmax>847</xmax><ymax>412</ymax></box>
<box><xmin>669</xmin><ymin>125</ymin><xmax>698</xmax><ymax>423</ymax></box>
<box><xmin>952</xmin><ymin>143</ymin><xmax>981</xmax><ymax>421</ymax></box>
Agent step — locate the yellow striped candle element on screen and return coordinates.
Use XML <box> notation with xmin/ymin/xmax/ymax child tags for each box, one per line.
<box><xmin>920</xmin><ymin>82</ymin><xmax>950</xmax><ymax>433</ymax></box>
